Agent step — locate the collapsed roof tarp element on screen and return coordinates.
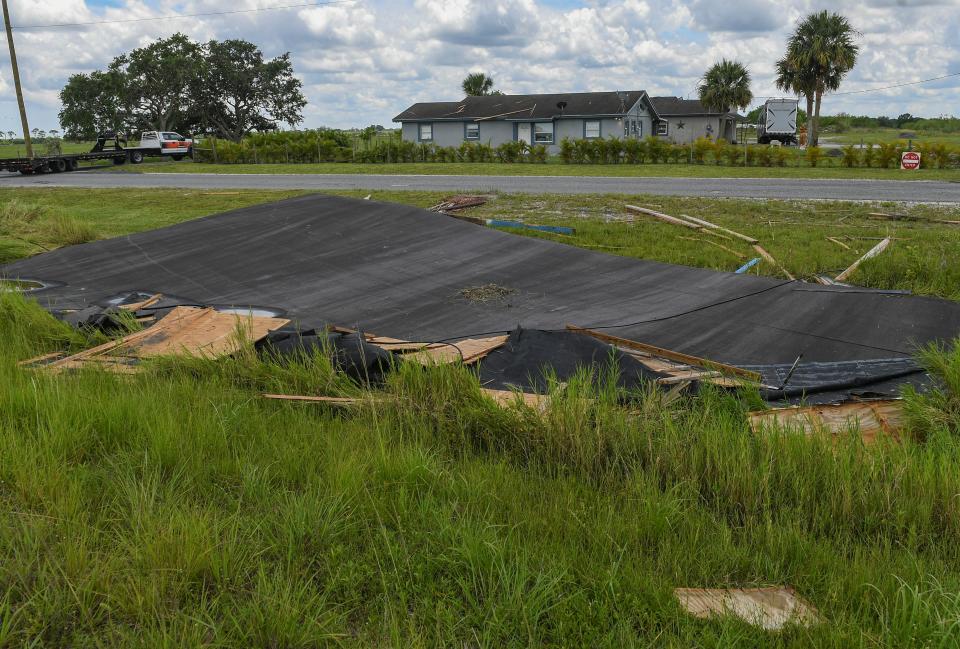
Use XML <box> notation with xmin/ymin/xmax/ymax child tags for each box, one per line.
<box><xmin>3</xmin><ymin>194</ymin><xmax>959</xmax><ymax>400</ymax></box>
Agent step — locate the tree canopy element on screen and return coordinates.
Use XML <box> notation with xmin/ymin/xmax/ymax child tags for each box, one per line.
<box><xmin>697</xmin><ymin>59</ymin><xmax>753</xmax><ymax>114</ymax></box>
<box><xmin>777</xmin><ymin>11</ymin><xmax>859</xmax><ymax>146</ymax></box>
<box><xmin>58</xmin><ymin>34</ymin><xmax>306</xmax><ymax>141</ymax></box>
<box><xmin>461</xmin><ymin>72</ymin><xmax>498</xmax><ymax>97</ymax></box>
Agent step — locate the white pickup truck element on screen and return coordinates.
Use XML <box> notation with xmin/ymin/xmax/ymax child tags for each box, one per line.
<box><xmin>130</xmin><ymin>131</ymin><xmax>193</xmax><ymax>162</ymax></box>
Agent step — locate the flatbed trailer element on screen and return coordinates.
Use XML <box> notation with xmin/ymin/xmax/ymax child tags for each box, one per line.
<box><xmin>0</xmin><ymin>131</ymin><xmax>192</xmax><ymax>175</ymax></box>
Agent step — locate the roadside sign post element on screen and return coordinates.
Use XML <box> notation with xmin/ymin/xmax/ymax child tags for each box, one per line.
<box><xmin>901</xmin><ymin>151</ymin><xmax>921</xmax><ymax>170</ymax></box>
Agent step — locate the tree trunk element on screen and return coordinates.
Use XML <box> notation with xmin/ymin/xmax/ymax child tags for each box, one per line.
<box><xmin>812</xmin><ymin>90</ymin><xmax>823</xmax><ymax>147</ymax></box>
<box><xmin>805</xmin><ymin>93</ymin><xmax>813</xmax><ymax>143</ymax></box>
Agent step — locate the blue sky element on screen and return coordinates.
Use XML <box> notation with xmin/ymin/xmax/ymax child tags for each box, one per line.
<box><xmin>1</xmin><ymin>0</ymin><xmax>958</xmax><ymax>135</ymax></box>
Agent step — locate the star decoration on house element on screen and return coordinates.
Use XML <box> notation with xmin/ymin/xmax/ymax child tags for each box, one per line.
<box><xmin>676</xmin><ymin>121</ymin><xmax>685</xmax><ymax>129</ymax></box>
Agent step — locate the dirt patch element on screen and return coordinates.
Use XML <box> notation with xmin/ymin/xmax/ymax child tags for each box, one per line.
<box><xmin>459</xmin><ymin>283</ymin><xmax>515</xmax><ymax>302</ymax></box>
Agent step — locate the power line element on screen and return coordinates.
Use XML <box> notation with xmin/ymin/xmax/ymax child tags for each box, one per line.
<box><xmin>12</xmin><ymin>1</ymin><xmax>354</xmax><ymax>30</ymax></box>
<box><xmin>832</xmin><ymin>71</ymin><xmax>960</xmax><ymax>95</ymax></box>
<box><xmin>754</xmin><ymin>71</ymin><xmax>960</xmax><ymax>101</ymax></box>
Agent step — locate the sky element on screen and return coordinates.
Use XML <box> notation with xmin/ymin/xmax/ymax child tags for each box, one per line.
<box><xmin>1</xmin><ymin>0</ymin><xmax>959</xmax><ymax>135</ymax></box>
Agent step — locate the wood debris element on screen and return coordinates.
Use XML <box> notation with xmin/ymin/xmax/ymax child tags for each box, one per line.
<box><xmin>566</xmin><ymin>324</ymin><xmax>762</xmax><ymax>382</ymax></box>
<box><xmin>678</xmin><ymin>214</ymin><xmax>759</xmax><ymax>244</ymax></box>
<box><xmin>262</xmin><ymin>394</ymin><xmax>379</xmax><ymax>406</ymax></box>
<box><xmin>752</xmin><ymin>245</ymin><xmax>796</xmax><ymax>281</ymax></box>
<box><xmin>23</xmin><ymin>306</ymin><xmax>289</xmax><ymax>374</ymax></box>
<box><xmin>835</xmin><ymin>237</ymin><xmax>892</xmax><ymax>282</ymax></box>
<box><xmin>679</xmin><ymin>237</ymin><xmax>747</xmax><ymax>260</ymax></box>
<box><xmin>826</xmin><ymin>237</ymin><xmax>852</xmax><ymax>251</ymax></box>
<box><xmin>482</xmin><ymin>388</ymin><xmax>550</xmax><ymax>411</ymax></box>
<box><xmin>747</xmin><ymin>399</ymin><xmax>903</xmax><ymax>443</ymax></box>
<box><xmin>624</xmin><ymin>205</ymin><xmax>701</xmax><ymax>230</ymax></box>
<box><xmin>674</xmin><ymin>587</ymin><xmax>819</xmax><ymax>630</ymax></box>
<box><xmin>118</xmin><ymin>293</ymin><xmax>163</xmax><ymax>311</ymax></box>
<box><xmin>400</xmin><ymin>335</ymin><xmax>509</xmax><ymax>365</ymax></box>
<box><xmin>429</xmin><ymin>195</ymin><xmax>488</xmax><ymax>212</ymax></box>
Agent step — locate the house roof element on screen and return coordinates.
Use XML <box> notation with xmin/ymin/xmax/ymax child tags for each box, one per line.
<box><xmin>649</xmin><ymin>96</ymin><xmax>735</xmax><ymax>117</ymax></box>
<box><xmin>393</xmin><ymin>91</ymin><xmax>650</xmax><ymax>122</ymax></box>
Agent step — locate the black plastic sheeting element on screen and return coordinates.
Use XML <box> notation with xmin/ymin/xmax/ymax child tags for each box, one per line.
<box><xmin>3</xmin><ymin>194</ymin><xmax>959</xmax><ymax>402</ymax></box>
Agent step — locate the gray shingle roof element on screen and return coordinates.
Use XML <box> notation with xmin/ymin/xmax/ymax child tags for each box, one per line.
<box><xmin>649</xmin><ymin>97</ymin><xmax>730</xmax><ymax>116</ymax></box>
<box><xmin>393</xmin><ymin>91</ymin><xmax>648</xmax><ymax>122</ymax></box>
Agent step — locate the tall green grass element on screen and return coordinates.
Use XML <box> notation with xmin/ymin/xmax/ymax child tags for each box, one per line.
<box><xmin>1</xmin><ymin>291</ymin><xmax>960</xmax><ymax>646</ymax></box>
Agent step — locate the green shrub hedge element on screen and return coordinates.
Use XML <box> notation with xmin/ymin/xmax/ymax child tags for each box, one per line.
<box><xmin>192</xmin><ymin>130</ymin><xmax>958</xmax><ymax>168</ymax></box>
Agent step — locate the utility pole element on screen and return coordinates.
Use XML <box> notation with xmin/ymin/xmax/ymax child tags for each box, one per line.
<box><xmin>2</xmin><ymin>0</ymin><xmax>32</xmax><ymax>158</ymax></box>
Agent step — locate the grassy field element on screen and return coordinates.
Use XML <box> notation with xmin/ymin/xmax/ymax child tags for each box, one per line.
<box><xmin>129</xmin><ymin>159</ymin><xmax>960</xmax><ymax>181</ymax></box>
<box><xmin>0</xmin><ymin>140</ymin><xmax>95</xmax><ymax>158</ymax></box>
<box><xmin>3</xmin><ymin>188</ymin><xmax>959</xmax><ymax>298</ymax></box>
<box><xmin>2</xmin><ymin>189</ymin><xmax>960</xmax><ymax>645</ymax></box>
<box><xmin>822</xmin><ymin>128</ymin><xmax>960</xmax><ymax>148</ymax></box>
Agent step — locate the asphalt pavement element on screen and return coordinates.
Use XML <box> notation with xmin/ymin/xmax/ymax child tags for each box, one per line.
<box><xmin>2</xmin><ymin>169</ymin><xmax>959</xmax><ymax>202</ymax></box>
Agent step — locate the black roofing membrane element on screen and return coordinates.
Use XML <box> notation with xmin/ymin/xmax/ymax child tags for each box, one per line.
<box><xmin>3</xmin><ymin>194</ymin><xmax>958</xmax><ymax>402</ymax></box>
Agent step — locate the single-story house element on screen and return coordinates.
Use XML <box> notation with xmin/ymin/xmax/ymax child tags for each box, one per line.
<box><xmin>393</xmin><ymin>91</ymin><xmax>739</xmax><ymax>153</ymax></box>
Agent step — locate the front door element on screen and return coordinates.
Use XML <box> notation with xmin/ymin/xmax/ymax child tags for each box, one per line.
<box><xmin>517</xmin><ymin>123</ymin><xmax>531</xmax><ymax>145</ymax></box>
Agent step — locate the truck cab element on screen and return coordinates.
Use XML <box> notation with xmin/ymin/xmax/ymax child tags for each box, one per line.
<box><xmin>139</xmin><ymin>131</ymin><xmax>192</xmax><ymax>158</ymax></box>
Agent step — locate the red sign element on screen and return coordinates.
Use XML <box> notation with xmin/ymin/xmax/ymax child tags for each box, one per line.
<box><xmin>901</xmin><ymin>151</ymin><xmax>921</xmax><ymax>170</ymax></box>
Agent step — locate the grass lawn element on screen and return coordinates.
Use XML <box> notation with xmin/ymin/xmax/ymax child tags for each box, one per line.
<box><xmin>129</xmin><ymin>159</ymin><xmax>960</xmax><ymax>181</ymax></box>
<box><xmin>0</xmin><ymin>140</ymin><xmax>95</xmax><ymax>158</ymax></box>
<box><xmin>822</xmin><ymin>128</ymin><xmax>960</xmax><ymax>147</ymax></box>
<box><xmin>2</xmin><ymin>188</ymin><xmax>960</xmax><ymax>646</ymax></box>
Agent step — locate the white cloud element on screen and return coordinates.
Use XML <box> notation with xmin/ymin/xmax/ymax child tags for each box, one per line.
<box><xmin>0</xmin><ymin>0</ymin><xmax>958</xmax><ymax>134</ymax></box>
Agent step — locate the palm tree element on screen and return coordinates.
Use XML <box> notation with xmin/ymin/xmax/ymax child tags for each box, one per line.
<box><xmin>697</xmin><ymin>59</ymin><xmax>753</xmax><ymax>115</ymax></box>
<box><xmin>774</xmin><ymin>57</ymin><xmax>813</xmax><ymax>134</ymax></box>
<box><xmin>462</xmin><ymin>72</ymin><xmax>496</xmax><ymax>97</ymax></box>
<box><xmin>781</xmin><ymin>11</ymin><xmax>859</xmax><ymax>146</ymax></box>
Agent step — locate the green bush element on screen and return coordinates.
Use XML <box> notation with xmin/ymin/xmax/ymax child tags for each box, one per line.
<box><xmin>623</xmin><ymin>138</ymin><xmax>645</xmax><ymax>164</ymax></box>
<box><xmin>559</xmin><ymin>138</ymin><xmax>574</xmax><ymax>164</ymax></box>
<box><xmin>712</xmin><ymin>139</ymin><xmax>728</xmax><ymax>165</ymax></box>
<box><xmin>645</xmin><ymin>137</ymin><xmax>668</xmax><ymax>163</ymax></box>
<box><xmin>806</xmin><ymin>146</ymin><xmax>825</xmax><ymax>167</ymax></box>
<box><xmin>841</xmin><ymin>144</ymin><xmax>860</xmax><ymax>168</ymax></box>
<box><xmin>724</xmin><ymin>143</ymin><xmax>743</xmax><ymax>166</ymax></box>
<box><xmin>692</xmin><ymin>137</ymin><xmax>712</xmax><ymax>164</ymax></box>
<box><xmin>529</xmin><ymin>144</ymin><xmax>548</xmax><ymax>163</ymax></box>
<box><xmin>495</xmin><ymin>141</ymin><xmax>523</xmax><ymax>163</ymax></box>
<box><xmin>876</xmin><ymin>142</ymin><xmax>901</xmax><ymax>168</ymax></box>
<box><xmin>605</xmin><ymin>137</ymin><xmax>624</xmax><ymax>164</ymax></box>
<box><xmin>861</xmin><ymin>144</ymin><xmax>876</xmax><ymax>168</ymax></box>
<box><xmin>771</xmin><ymin>146</ymin><xmax>790</xmax><ymax>167</ymax></box>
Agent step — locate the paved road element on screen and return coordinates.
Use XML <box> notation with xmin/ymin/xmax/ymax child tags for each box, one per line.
<box><xmin>3</xmin><ymin>169</ymin><xmax>959</xmax><ymax>202</ymax></box>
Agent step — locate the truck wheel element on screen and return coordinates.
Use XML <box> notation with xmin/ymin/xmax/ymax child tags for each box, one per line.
<box><xmin>66</xmin><ymin>159</ymin><xmax>79</xmax><ymax>171</ymax></box>
<box><xmin>129</xmin><ymin>150</ymin><xmax>144</xmax><ymax>164</ymax></box>
<box><xmin>19</xmin><ymin>168</ymin><xmax>34</xmax><ymax>175</ymax></box>
<box><xmin>171</xmin><ymin>155</ymin><xmax>184</xmax><ymax>161</ymax></box>
<box><xmin>50</xmin><ymin>158</ymin><xmax>67</xmax><ymax>173</ymax></box>
<box><xmin>113</xmin><ymin>156</ymin><xmax>127</xmax><ymax>165</ymax></box>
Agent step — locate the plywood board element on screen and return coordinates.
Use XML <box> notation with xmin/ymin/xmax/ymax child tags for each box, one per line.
<box><xmin>674</xmin><ymin>587</ymin><xmax>819</xmax><ymax>630</ymax></box>
<box><xmin>747</xmin><ymin>399</ymin><xmax>903</xmax><ymax>443</ymax></box>
<box><xmin>402</xmin><ymin>335</ymin><xmax>508</xmax><ymax>365</ymax></box>
<box><xmin>482</xmin><ymin>388</ymin><xmax>550</xmax><ymax>411</ymax></box>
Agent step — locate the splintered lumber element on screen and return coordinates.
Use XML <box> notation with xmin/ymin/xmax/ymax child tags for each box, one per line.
<box><xmin>674</xmin><ymin>587</ymin><xmax>819</xmax><ymax>630</ymax></box>
<box><xmin>32</xmin><ymin>307</ymin><xmax>289</xmax><ymax>374</ymax></box>
<box><xmin>262</xmin><ymin>394</ymin><xmax>379</xmax><ymax>406</ymax></box>
<box><xmin>566</xmin><ymin>325</ymin><xmax>762</xmax><ymax>382</ymax></box>
<box><xmin>835</xmin><ymin>237</ymin><xmax>892</xmax><ymax>282</ymax></box>
<box><xmin>677</xmin><ymin>214</ymin><xmax>759</xmax><ymax>244</ymax></box>
<box><xmin>482</xmin><ymin>388</ymin><xmax>550</xmax><ymax>412</ymax></box>
<box><xmin>624</xmin><ymin>205</ymin><xmax>701</xmax><ymax>230</ymax></box>
<box><xmin>752</xmin><ymin>245</ymin><xmax>796</xmax><ymax>281</ymax></box>
<box><xmin>700</xmin><ymin>238</ymin><xmax>747</xmax><ymax>259</ymax></box>
<box><xmin>747</xmin><ymin>399</ymin><xmax>903</xmax><ymax>443</ymax></box>
<box><xmin>826</xmin><ymin>237</ymin><xmax>852</xmax><ymax>250</ymax></box>
<box><xmin>401</xmin><ymin>335</ymin><xmax>509</xmax><ymax>365</ymax></box>
<box><xmin>119</xmin><ymin>293</ymin><xmax>163</xmax><ymax>311</ymax></box>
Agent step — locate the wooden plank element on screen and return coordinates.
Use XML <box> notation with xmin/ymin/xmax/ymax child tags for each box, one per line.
<box><xmin>482</xmin><ymin>388</ymin><xmax>550</xmax><ymax>411</ymax></box>
<box><xmin>674</xmin><ymin>587</ymin><xmax>819</xmax><ymax>630</ymax></box>
<box><xmin>752</xmin><ymin>245</ymin><xmax>796</xmax><ymax>281</ymax></box>
<box><xmin>835</xmin><ymin>237</ymin><xmax>892</xmax><ymax>282</ymax></box>
<box><xmin>119</xmin><ymin>293</ymin><xmax>163</xmax><ymax>311</ymax></box>
<box><xmin>566</xmin><ymin>325</ymin><xmax>762</xmax><ymax>381</ymax></box>
<box><xmin>262</xmin><ymin>394</ymin><xmax>379</xmax><ymax>406</ymax></box>
<box><xmin>656</xmin><ymin>370</ymin><xmax>722</xmax><ymax>385</ymax></box>
<box><xmin>826</xmin><ymin>237</ymin><xmax>852</xmax><ymax>251</ymax></box>
<box><xmin>401</xmin><ymin>335</ymin><xmax>508</xmax><ymax>365</ymax></box>
<box><xmin>747</xmin><ymin>399</ymin><xmax>903</xmax><ymax>444</ymax></box>
<box><xmin>18</xmin><ymin>351</ymin><xmax>68</xmax><ymax>367</ymax></box>
<box><xmin>624</xmin><ymin>205</ymin><xmax>701</xmax><ymax>230</ymax></box>
<box><xmin>677</xmin><ymin>214</ymin><xmax>759</xmax><ymax>244</ymax></box>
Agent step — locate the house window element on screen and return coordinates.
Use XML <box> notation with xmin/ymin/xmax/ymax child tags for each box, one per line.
<box><xmin>584</xmin><ymin>120</ymin><xmax>601</xmax><ymax>139</ymax></box>
<box><xmin>418</xmin><ymin>123</ymin><xmax>433</xmax><ymax>141</ymax></box>
<box><xmin>656</xmin><ymin>121</ymin><xmax>668</xmax><ymax>136</ymax></box>
<box><xmin>637</xmin><ymin>121</ymin><xmax>643</xmax><ymax>137</ymax></box>
<box><xmin>465</xmin><ymin>123</ymin><xmax>479</xmax><ymax>140</ymax></box>
<box><xmin>533</xmin><ymin>122</ymin><xmax>554</xmax><ymax>144</ymax></box>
